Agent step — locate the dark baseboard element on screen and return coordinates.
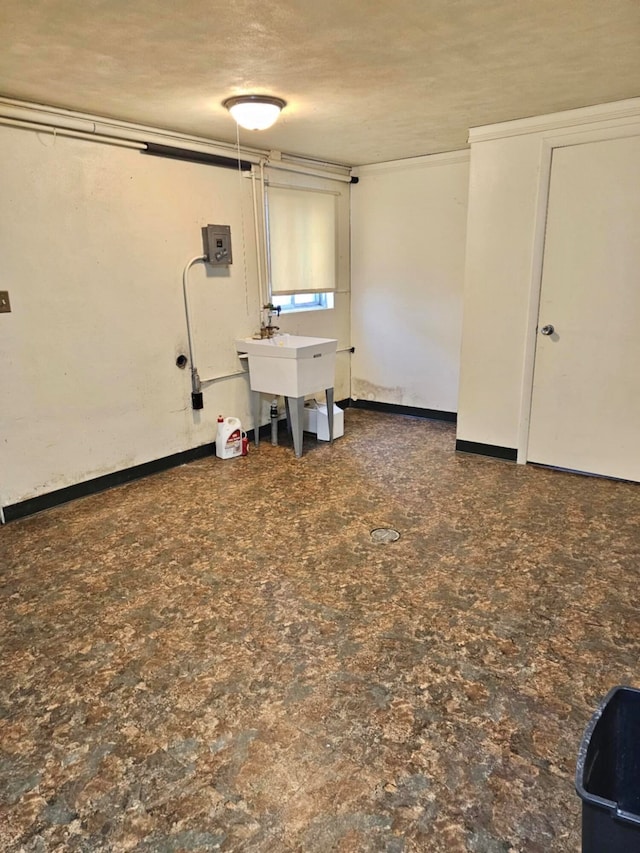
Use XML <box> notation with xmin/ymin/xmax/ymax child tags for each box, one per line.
<box><xmin>3</xmin><ymin>399</ymin><xmax>450</xmax><ymax>523</ymax></box>
<box><xmin>455</xmin><ymin>440</ymin><xmax>517</xmax><ymax>461</ymax></box>
<box><xmin>348</xmin><ymin>399</ymin><xmax>456</xmax><ymax>423</ymax></box>
<box><xmin>3</xmin><ymin>443</ymin><xmax>218</xmax><ymax>523</ymax></box>
<box><xmin>3</xmin><ymin>411</ymin><xmax>343</xmax><ymax>523</ymax></box>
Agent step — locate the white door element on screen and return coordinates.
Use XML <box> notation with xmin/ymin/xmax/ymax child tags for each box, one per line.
<box><xmin>528</xmin><ymin>134</ymin><xmax>640</xmax><ymax>482</ymax></box>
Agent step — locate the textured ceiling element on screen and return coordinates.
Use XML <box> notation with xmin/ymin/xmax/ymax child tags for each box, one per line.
<box><xmin>1</xmin><ymin>0</ymin><xmax>639</xmax><ymax>166</ymax></box>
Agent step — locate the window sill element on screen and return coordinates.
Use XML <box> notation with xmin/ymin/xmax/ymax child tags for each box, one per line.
<box><xmin>278</xmin><ymin>304</ymin><xmax>333</xmax><ymax>315</ymax></box>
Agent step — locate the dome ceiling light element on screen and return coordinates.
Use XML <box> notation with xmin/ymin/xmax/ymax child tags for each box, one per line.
<box><xmin>223</xmin><ymin>95</ymin><xmax>287</xmax><ymax>131</ymax></box>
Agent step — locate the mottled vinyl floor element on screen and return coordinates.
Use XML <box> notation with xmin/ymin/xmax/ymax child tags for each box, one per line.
<box><xmin>2</xmin><ymin>410</ymin><xmax>640</xmax><ymax>852</ymax></box>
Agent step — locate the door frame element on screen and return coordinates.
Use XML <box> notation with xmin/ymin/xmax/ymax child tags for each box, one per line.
<box><xmin>516</xmin><ymin>121</ymin><xmax>640</xmax><ymax>465</ymax></box>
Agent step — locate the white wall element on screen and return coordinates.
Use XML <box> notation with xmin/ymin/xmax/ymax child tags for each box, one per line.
<box><xmin>350</xmin><ymin>152</ymin><xmax>469</xmax><ymax>412</ymax></box>
<box><xmin>0</xmin><ymin>124</ymin><xmax>350</xmax><ymax>508</ymax></box>
<box><xmin>456</xmin><ymin>98</ymin><xmax>640</xmax><ymax>454</ymax></box>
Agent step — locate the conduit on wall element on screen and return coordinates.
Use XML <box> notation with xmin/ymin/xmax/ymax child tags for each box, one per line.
<box><xmin>0</xmin><ymin>96</ymin><xmax>352</xmax><ymax>405</ymax></box>
<box><xmin>0</xmin><ymin>98</ymin><xmax>265</xmax><ymax>162</ymax></box>
<box><xmin>0</xmin><ymin>115</ymin><xmax>145</xmax><ymax>150</ymax></box>
<box><xmin>0</xmin><ymin>97</ymin><xmax>353</xmax><ymax>183</ymax></box>
<box><xmin>142</xmin><ymin>142</ymin><xmax>253</xmax><ymax>171</ymax></box>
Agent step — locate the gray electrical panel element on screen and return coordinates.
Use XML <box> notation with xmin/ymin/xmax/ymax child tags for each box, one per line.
<box><xmin>202</xmin><ymin>224</ymin><xmax>232</xmax><ymax>265</ymax></box>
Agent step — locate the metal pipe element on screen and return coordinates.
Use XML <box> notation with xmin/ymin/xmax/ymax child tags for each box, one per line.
<box><xmin>0</xmin><ymin>117</ymin><xmax>145</xmax><ymax>150</ymax></box>
<box><xmin>182</xmin><ymin>255</ymin><xmax>206</xmax><ymax>394</ymax></box>
<box><xmin>0</xmin><ymin>102</ymin><xmax>95</xmax><ymax>132</ymax></box>
<box><xmin>259</xmin><ymin>161</ymin><xmax>271</xmax><ymax>301</ymax></box>
<box><xmin>0</xmin><ymin>97</ymin><xmax>358</xmax><ymax>182</ymax></box>
<box><xmin>251</xmin><ymin>168</ymin><xmax>266</xmax><ymax>309</ymax></box>
<box><xmin>0</xmin><ymin>96</ymin><xmax>266</xmax><ymax>163</ymax></box>
<box><xmin>267</xmin><ymin>158</ymin><xmax>353</xmax><ymax>183</ymax></box>
<box><xmin>270</xmin><ymin>398</ymin><xmax>279</xmax><ymax>445</ymax></box>
<box><xmin>199</xmin><ymin>369</ymin><xmax>247</xmax><ymax>384</ymax></box>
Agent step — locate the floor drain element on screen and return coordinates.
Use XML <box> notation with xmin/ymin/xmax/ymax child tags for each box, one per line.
<box><xmin>370</xmin><ymin>527</ymin><xmax>400</xmax><ymax>544</ymax></box>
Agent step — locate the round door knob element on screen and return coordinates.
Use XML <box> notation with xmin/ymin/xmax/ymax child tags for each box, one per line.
<box><xmin>540</xmin><ymin>324</ymin><xmax>555</xmax><ymax>336</ymax></box>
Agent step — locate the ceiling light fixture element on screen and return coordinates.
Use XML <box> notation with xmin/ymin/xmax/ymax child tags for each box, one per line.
<box><xmin>223</xmin><ymin>95</ymin><xmax>286</xmax><ymax>131</ymax></box>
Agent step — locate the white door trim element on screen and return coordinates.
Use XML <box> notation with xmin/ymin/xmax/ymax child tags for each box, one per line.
<box><xmin>516</xmin><ymin>138</ymin><xmax>553</xmax><ymax>464</ymax></box>
<box><xmin>516</xmin><ymin>120</ymin><xmax>640</xmax><ymax>465</ymax></box>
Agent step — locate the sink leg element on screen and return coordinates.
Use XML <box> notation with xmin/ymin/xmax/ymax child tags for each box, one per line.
<box><xmin>284</xmin><ymin>396</ymin><xmax>292</xmax><ymax>434</ymax></box>
<box><xmin>288</xmin><ymin>396</ymin><xmax>305</xmax><ymax>458</ymax></box>
<box><xmin>251</xmin><ymin>391</ymin><xmax>261</xmax><ymax>447</ymax></box>
<box><xmin>326</xmin><ymin>387</ymin><xmax>334</xmax><ymax>443</ymax></box>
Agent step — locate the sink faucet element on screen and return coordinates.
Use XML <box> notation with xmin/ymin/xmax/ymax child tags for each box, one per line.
<box><xmin>260</xmin><ymin>303</ymin><xmax>281</xmax><ymax>338</ymax></box>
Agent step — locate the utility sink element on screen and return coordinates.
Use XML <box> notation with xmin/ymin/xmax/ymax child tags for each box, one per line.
<box><xmin>235</xmin><ymin>334</ymin><xmax>337</xmax><ymax>398</ymax></box>
<box><xmin>235</xmin><ymin>334</ymin><xmax>336</xmax><ymax>360</ymax></box>
<box><xmin>236</xmin><ymin>334</ymin><xmax>339</xmax><ymax>457</ymax></box>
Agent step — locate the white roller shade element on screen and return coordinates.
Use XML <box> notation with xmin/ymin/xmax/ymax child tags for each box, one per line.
<box><xmin>267</xmin><ymin>185</ymin><xmax>337</xmax><ymax>295</ymax></box>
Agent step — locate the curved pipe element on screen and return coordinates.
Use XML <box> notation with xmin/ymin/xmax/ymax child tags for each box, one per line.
<box><xmin>182</xmin><ymin>255</ymin><xmax>206</xmax><ymax>397</ymax></box>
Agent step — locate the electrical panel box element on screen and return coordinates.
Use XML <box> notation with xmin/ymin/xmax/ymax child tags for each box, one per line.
<box><xmin>202</xmin><ymin>224</ymin><xmax>232</xmax><ymax>266</ymax></box>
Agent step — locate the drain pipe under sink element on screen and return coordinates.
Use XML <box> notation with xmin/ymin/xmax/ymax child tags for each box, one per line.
<box><xmin>270</xmin><ymin>398</ymin><xmax>279</xmax><ymax>445</ymax></box>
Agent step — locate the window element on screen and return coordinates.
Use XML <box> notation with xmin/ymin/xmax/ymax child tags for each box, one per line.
<box><xmin>271</xmin><ymin>292</ymin><xmax>335</xmax><ymax>313</ymax></box>
<box><xmin>266</xmin><ymin>184</ymin><xmax>337</xmax><ymax>309</ymax></box>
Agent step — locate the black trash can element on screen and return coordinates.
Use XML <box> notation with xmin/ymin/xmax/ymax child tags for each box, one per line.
<box><xmin>576</xmin><ymin>686</ymin><xmax>640</xmax><ymax>853</ymax></box>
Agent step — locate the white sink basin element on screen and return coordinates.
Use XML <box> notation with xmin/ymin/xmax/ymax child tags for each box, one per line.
<box><xmin>236</xmin><ymin>334</ymin><xmax>336</xmax><ymax>359</ymax></box>
<box><xmin>236</xmin><ymin>334</ymin><xmax>337</xmax><ymax>397</ymax></box>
